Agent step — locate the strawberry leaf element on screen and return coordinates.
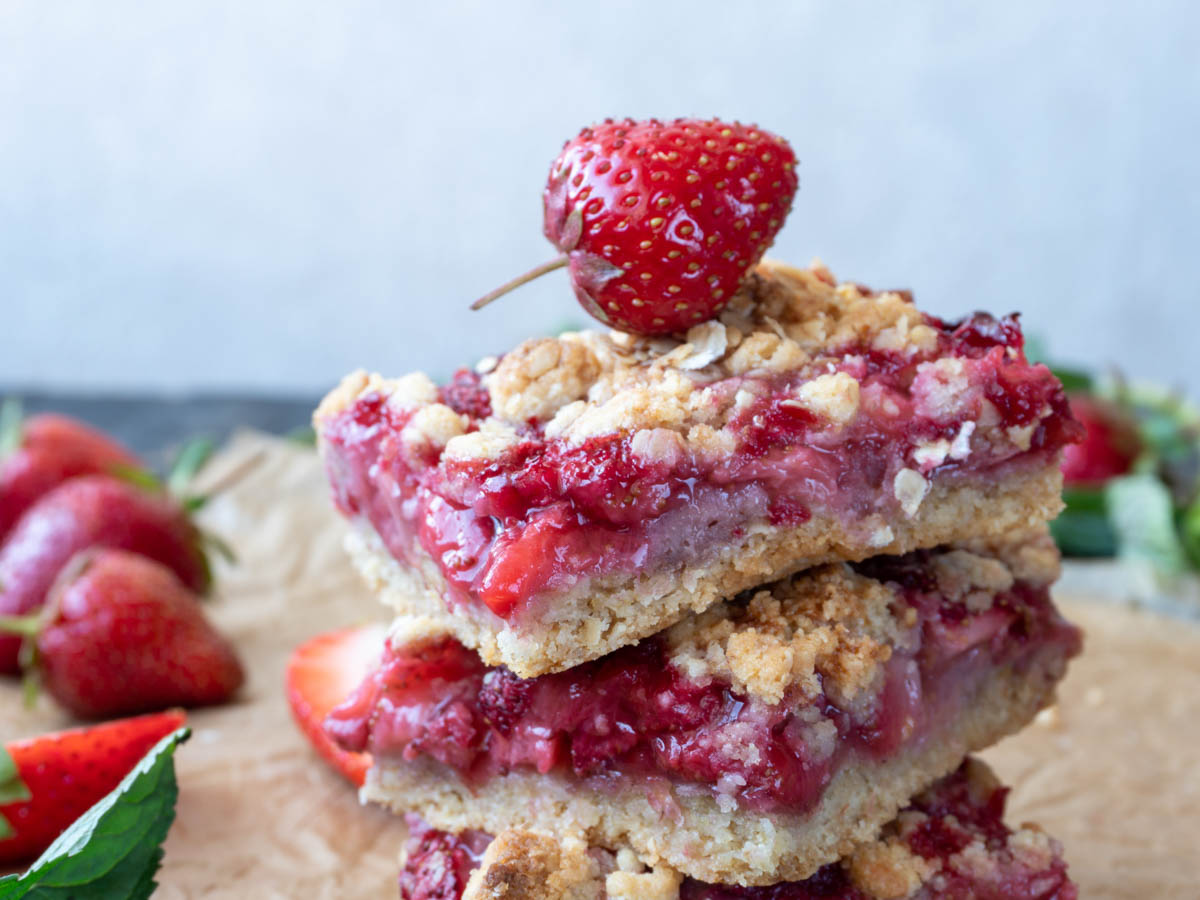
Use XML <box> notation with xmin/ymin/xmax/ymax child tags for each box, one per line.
<box><xmin>108</xmin><ymin>463</ymin><xmax>163</xmax><ymax>493</ymax></box>
<box><xmin>167</xmin><ymin>437</ymin><xmax>215</xmax><ymax>499</ymax></box>
<box><xmin>0</xmin><ymin>747</ymin><xmax>32</xmax><ymax>840</ymax></box>
<box><xmin>0</xmin><ymin>398</ymin><xmax>23</xmax><ymax>459</ymax></box>
<box><xmin>285</xmin><ymin>425</ymin><xmax>317</xmax><ymax>447</ymax></box>
<box><xmin>0</xmin><ymin>727</ymin><xmax>189</xmax><ymax>900</ymax></box>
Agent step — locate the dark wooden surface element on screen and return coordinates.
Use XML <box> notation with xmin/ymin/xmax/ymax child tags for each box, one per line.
<box><xmin>9</xmin><ymin>391</ymin><xmax>319</xmax><ymax>468</ymax></box>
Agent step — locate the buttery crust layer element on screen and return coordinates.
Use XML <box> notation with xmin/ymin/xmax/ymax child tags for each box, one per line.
<box><xmin>444</xmin><ymin>759</ymin><xmax>1068</xmax><ymax>900</ymax></box>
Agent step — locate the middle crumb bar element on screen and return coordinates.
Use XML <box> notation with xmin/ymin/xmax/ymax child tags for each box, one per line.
<box><xmin>327</xmin><ymin>533</ymin><xmax>1080</xmax><ymax>886</ymax></box>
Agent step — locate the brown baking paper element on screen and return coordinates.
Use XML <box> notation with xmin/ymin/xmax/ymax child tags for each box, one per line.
<box><xmin>2</xmin><ymin>432</ymin><xmax>1198</xmax><ymax>898</ymax></box>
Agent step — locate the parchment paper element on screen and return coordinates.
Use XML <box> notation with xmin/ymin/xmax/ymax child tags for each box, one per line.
<box><xmin>2</xmin><ymin>432</ymin><xmax>1197</xmax><ymax>898</ymax></box>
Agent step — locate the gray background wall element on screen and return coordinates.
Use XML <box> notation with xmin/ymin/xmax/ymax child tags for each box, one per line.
<box><xmin>3</xmin><ymin>1</ymin><xmax>1197</xmax><ymax>394</ymax></box>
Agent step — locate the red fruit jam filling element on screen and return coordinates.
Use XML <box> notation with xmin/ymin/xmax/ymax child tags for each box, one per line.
<box><xmin>399</xmin><ymin>760</ymin><xmax>1077</xmax><ymax>900</ymax></box>
<box><xmin>327</xmin><ymin>552</ymin><xmax>1080</xmax><ymax>815</ymax></box>
<box><xmin>321</xmin><ymin>313</ymin><xmax>1081</xmax><ymax>619</ymax></box>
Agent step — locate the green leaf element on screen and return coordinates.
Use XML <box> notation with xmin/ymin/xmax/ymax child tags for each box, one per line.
<box><xmin>0</xmin><ymin>747</ymin><xmax>32</xmax><ymax>840</ymax></box>
<box><xmin>1050</xmin><ymin>488</ymin><xmax>1117</xmax><ymax>557</ymax></box>
<box><xmin>0</xmin><ymin>398</ymin><xmax>23</xmax><ymax>459</ymax></box>
<box><xmin>167</xmin><ymin>437</ymin><xmax>216</xmax><ymax>498</ymax></box>
<box><xmin>284</xmin><ymin>425</ymin><xmax>317</xmax><ymax>447</ymax></box>
<box><xmin>0</xmin><ymin>727</ymin><xmax>189</xmax><ymax>900</ymax></box>
<box><xmin>108</xmin><ymin>463</ymin><xmax>163</xmax><ymax>493</ymax></box>
<box><xmin>1105</xmin><ymin>475</ymin><xmax>1188</xmax><ymax>575</ymax></box>
<box><xmin>1179</xmin><ymin>499</ymin><xmax>1200</xmax><ymax>570</ymax></box>
<box><xmin>1049</xmin><ymin>366</ymin><xmax>1093</xmax><ymax>393</ymax></box>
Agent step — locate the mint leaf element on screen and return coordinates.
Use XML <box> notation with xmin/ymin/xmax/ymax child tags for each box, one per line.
<box><xmin>0</xmin><ymin>727</ymin><xmax>189</xmax><ymax>900</ymax></box>
<box><xmin>1105</xmin><ymin>475</ymin><xmax>1188</xmax><ymax>574</ymax></box>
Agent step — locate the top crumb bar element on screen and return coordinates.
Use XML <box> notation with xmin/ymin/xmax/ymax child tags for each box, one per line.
<box><xmin>317</xmin><ymin>259</ymin><xmax>1080</xmax><ymax>677</ymax></box>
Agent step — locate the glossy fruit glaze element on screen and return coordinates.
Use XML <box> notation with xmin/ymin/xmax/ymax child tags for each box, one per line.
<box><xmin>398</xmin><ymin>814</ymin><xmax>490</xmax><ymax>900</ymax></box>
<box><xmin>321</xmin><ymin>313</ymin><xmax>1081</xmax><ymax>618</ymax></box>
<box><xmin>398</xmin><ymin>760</ymin><xmax>1077</xmax><ymax>900</ymax></box>
<box><xmin>327</xmin><ymin>553</ymin><xmax>1080</xmax><ymax>814</ymax></box>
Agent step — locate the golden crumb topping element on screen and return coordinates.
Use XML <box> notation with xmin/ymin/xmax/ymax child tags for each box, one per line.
<box><xmin>847</xmin><ymin>840</ymin><xmax>936</xmax><ymax>899</ymax></box>
<box><xmin>315</xmin><ymin>260</ymin><xmax>1062</xmax><ymax>476</ymax></box>
<box><xmin>462</xmin><ymin>829</ymin><xmax>601</xmax><ymax>900</ymax></box>
<box><xmin>665</xmin><ymin>540</ymin><xmax>1045</xmax><ymax>706</ymax></box>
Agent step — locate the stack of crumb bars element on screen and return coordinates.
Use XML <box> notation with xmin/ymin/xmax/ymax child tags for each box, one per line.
<box><xmin>316</xmin><ymin>260</ymin><xmax>1083</xmax><ymax>899</ymax></box>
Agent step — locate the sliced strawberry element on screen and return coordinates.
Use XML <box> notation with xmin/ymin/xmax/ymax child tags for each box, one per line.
<box><xmin>0</xmin><ymin>409</ymin><xmax>142</xmax><ymax>542</ymax></box>
<box><xmin>0</xmin><ymin>710</ymin><xmax>187</xmax><ymax>864</ymax></box>
<box><xmin>0</xmin><ymin>475</ymin><xmax>211</xmax><ymax>674</ymax></box>
<box><xmin>285</xmin><ymin>625</ymin><xmax>386</xmax><ymax>786</ymax></box>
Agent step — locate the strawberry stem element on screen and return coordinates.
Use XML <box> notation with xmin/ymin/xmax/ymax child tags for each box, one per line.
<box><xmin>471</xmin><ymin>256</ymin><xmax>568</xmax><ymax>310</ymax></box>
<box><xmin>0</xmin><ymin>614</ymin><xmax>41</xmax><ymax>638</ymax></box>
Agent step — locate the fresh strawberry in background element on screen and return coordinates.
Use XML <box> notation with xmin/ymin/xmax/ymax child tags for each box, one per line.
<box><xmin>0</xmin><ymin>710</ymin><xmax>186</xmax><ymax>863</ymax></box>
<box><xmin>1061</xmin><ymin>393</ymin><xmax>1142</xmax><ymax>486</ymax></box>
<box><xmin>286</xmin><ymin>625</ymin><xmax>386</xmax><ymax>786</ymax></box>
<box><xmin>1</xmin><ymin>549</ymin><xmax>243</xmax><ymax>719</ymax></box>
<box><xmin>0</xmin><ymin>474</ymin><xmax>212</xmax><ymax>674</ymax></box>
<box><xmin>474</xmin><ymin>117</ymin><xmax>799</xmax><ymax>336</ymax></box>
<box><xmin>0</xmin><ymin>402</ymin><xmax>142</xmax><ymax>541</ymax></box>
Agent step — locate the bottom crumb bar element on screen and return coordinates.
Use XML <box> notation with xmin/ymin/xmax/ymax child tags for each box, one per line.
<box><xmin>332</xmin><ymin>534</ymin><xmax>1079</xmax><ymax>885</ymax></box>
<box><xmin>399</xmin><ymin>758</ymin><xmax>1077</xmax><ymax>900</ymax></box>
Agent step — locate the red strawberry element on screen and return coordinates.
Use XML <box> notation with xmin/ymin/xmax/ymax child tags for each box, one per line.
<box><xmin>0</xmin><ymin>474</ymin><xmax>211</xmax><ymax>674</ymax></box>
<box><xmin>0</xmin><ymin>410</ymin><xmax>141</xmax><ymax>541</ymax></box>
<box><xmin>10</xmin><ymin>549</ymin><xmax>244</xmax><ymax>718</ymax></box>
<box><xmin>474</xmin><ymin>117</ymin><xmax>798</xmax><ymax>336</ymax></box>
<box><xmin>285</xmin><ymin>625</ymin><xmax>386</xmax><ymax>786</ymax></box>
<box><xmin>0</xmin><ymin>710</ymin><xmax>187</xmax><ymax>863</ymax></box>
<box><xmin>1061</xmin><ymin>394</ymin><xmax>1141</xmax><ymax>486</ymax></box>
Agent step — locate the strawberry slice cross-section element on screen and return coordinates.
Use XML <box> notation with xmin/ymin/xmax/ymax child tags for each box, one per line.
<box><xmin>285</xmin><ymin>624</ymin><xmax>387</xmax><ymax>787</ymax></box>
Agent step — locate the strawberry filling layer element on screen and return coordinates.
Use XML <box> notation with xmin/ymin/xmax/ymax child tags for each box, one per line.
<box><xmin>321</xmin><ymin>313</ymin><xmax>1080</xmax><ymax>619</ymax></box>
<box><xmin>327</xmin><ymin>552</ymin><xmax>1080</xmax><ymax>815</ymax></box>
<box><xmin>398</xmin><ymin>760</ymin><xmax>1077</xmax><ymax>900</ymax></box>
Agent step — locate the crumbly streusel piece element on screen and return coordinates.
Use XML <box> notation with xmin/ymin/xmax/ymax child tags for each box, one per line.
<box><xmin>317</xmin><ymin>258</ymin><xmax>1079</xmax><ymax>677</ymax></box>
<box><xmin>398</xmin><ymin>759</ymin><xmax>1077</xmax><ymax>899</ymax></box>
<box><xmin>331</xmin><ymin>537</ymin><xmax>1080</xmax><ymax>885</ymax></box>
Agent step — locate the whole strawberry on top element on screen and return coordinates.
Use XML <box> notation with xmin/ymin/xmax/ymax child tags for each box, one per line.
<box><xmin>474</xmin><ymin>117</ymin><xmax>798</xmax><ymax>335</ymax></box>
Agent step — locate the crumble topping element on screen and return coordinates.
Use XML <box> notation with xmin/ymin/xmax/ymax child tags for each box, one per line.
<box><xmin>402</xmin><ymin>404</ymin><xmax>468</xmax><ymax>455</ymax></box>
<box><xmin>319</xmin><ymin>260</ymin><xmax>1063</xmax><ymax>477</ymax></box>
<box><xmin>462</xmin><ymin>829</ymin><xmax>600</xmax><ymax>900</ymax></box>
<box><xmin>956</xmin><ymin>530</ymin><xmax>1061</xmax><ymax>586</ymax></box>
<box><xmin>794</xmin><ymin>371</ymin><xmax>861</xmax><ymax>426</ymax></box>
<box><xmin>605</xmin><ymin>866</ymin><xmax>683</xmax><ymax>900</ymax></box>
<box><xmin>847</xmin><ymin>840</ymin><xmax>935</xmax><ymax>899</ymax></box>
<box><xmin>663</xmin><ymin>541</ymin><xmax>1043</xmax><ymax>706</ymax></box>
<box><xmin>911</xmin><ymin>357</ymin><xmax>974</xmax><ymax>422</ymax></box>
<box><xmin>444</xmin><ymin>421</ymin><xmax>521</xmax><ymax>462</ymax></box>
<box><xmin>665</xmin><ymin>564</ymin><xmax>905</xmax><ymax>705</ymax></box>
<box><xmin>484</xmin><ymin>336</ymin><xmax>601</xmax><ymax>424</ymax></box>
<box><xmin>471</xmin><ymin>261</ymin><xmax>950</xmax><ymax>447</ymax></box>
<box><xmin>893</xmin><ymin>468</ymin><xmax>930</xmax><ymax>517</ymax></box>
